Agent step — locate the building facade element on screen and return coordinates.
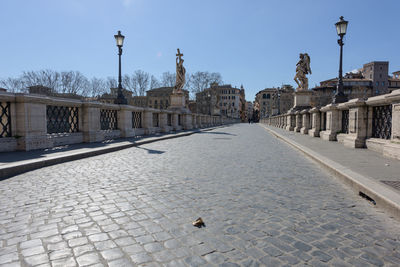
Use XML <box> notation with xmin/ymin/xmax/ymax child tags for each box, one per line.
<box><xmin>255</xmin><ymin>85</ymin><xmax>295</xmax><ymax>118</ymax></box>
<box><xmin>195</xmin><ymin>83</ymin><xmax>245</xmax><ymax>119</ymax></box>
<box><xmin>312</xmin><ymin>61</ymin><xmax>400</xmax><ymax>107</ymax></box>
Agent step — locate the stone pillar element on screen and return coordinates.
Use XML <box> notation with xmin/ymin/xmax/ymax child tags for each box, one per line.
<box><xmin>294</xmin><ymin>112</ymin><xmax>302</xmax><ymax>132</ymax></box>
<box><xmin>159</xmin><ymin>112</ymin><xmax>169</xmax><ymax>133</ymax></box>
<box><xmin>183</xmin><ymin>114</ymin><xmax>193</xmax><ymax>130</ymax></box>
<box><xmin>300</xmin><ymin>110</ymin><xmax>310</xmax><ymax>134</ymax></box>
<box><xmin>308</xmin><ymin>108</ymin><xmax>321</xmax><ymax>137</ymax></box>
<box><xmin>118</xmin><ymin>106</ymin><xmax>135</xmax><ymax>138</ymax></box>
<box><xmin>143</xmin><ymin>109</ymin><xmax>154</xmax><ymax>134</ymax></box>
<box><xmin>320</xmin><ymin>104</ymin><xmax>340</xmax><ymax>141</ymax></box>
<box><xmin>15</xmin><ymin>95</ymin><xmax>53</xmax><ymax>150</ymax></box>
<box><xmin>341</xmin><ymin>99</ymin><xmax>368</xmax><ymax>148</ymax></box>
<box><xmin>172</xmin><ymin>113</ymin><xmax>180</xmax><ymax>131</ymax></box>
<box><xmin>286</xmin><ymin>112</ymin><xmax>296</xmax><ymax>131</ymax></box>
<box><xmin>82</xmin><ymin>102</ymin><xmax>102</xmax><ymax>143</ymax></box>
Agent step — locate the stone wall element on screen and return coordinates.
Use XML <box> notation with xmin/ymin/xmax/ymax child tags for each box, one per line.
<box><xmin>261</xmin><ymin>89</ymin><xmax>400</xmax><ymax>161</ymax></box>
<box><xmin>0</xmin><ymin>92</ymin><xmax>238</xmax><ymax>152</ymax></box>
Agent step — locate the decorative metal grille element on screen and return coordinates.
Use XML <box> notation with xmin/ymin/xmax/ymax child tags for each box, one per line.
<box><xmin>167</xmin><ymin>114</ymin><xmax>172</xmax><ymax>126</ymax></box>
<box><xmin>0</xmin><ymin>102</ymin><xmax>11</xmax><ymax>138</ymax></box>
<box><xmin>46</xmin><ymin>105</ymin><xmax>79</xmax><ymax>134</ymax></box>
<box><xmin>321</xmin><ymin>112</ymin><xmax>327</xmax><ymax>131</ymax></box>
<box><xmin>290</xmin><ymin>116</ymin><xmax>295</xmax><ymax>127</ymax></box>
<box><xmin>100</xmin><ymin>109</ymin><xmax>118</xmax><ymax>130</ymax></box>
<box><xmin>372</xmin><ymin>105</ymin><xmax>392</xmax><ymax>139</ymax></box>
<box><xmin>341</xmin><ymin>110</ymin><xmax>349</xmax><ymax>134</ymax></box>
<box><xmin>152</xmin><ymin>113</ymin><xmax>159</xmax><ymax>127</ymax></box>
<box><xmin>178</xmin><ymin>115</ymin><xmax>182</xmax><ymax>125</ymax></box>
<box><xmin>132</xmin><ymin>111</ymin><xmax>142</xmax><ymax>128</ymax></box>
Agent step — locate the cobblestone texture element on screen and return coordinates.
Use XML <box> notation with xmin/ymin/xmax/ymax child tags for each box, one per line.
<box><xmin>1</xmin><ymin>124</ymin><xmax>399</xmax><ymax>266</ymax></box>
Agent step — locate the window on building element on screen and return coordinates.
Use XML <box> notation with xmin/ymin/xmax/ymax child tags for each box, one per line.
<box><xmin>379</xmin><ymin>74</ymin><xmax>382</xmax><ymax>78</ymax></box>
<box><xmin>232</xmin><ymin>103</ymin><xmax>234</xmax><ymax>106</ymax></box>
<box><xmin>263</xmin><ymin>102</ymin><xmax>266</xmax><ymax>105</ymax></box>
<box><xmin>382</xmin><ymin>82</ymin><xmax>385</xmax><ymax>86</ymax></box>
<box><xmin>266</xmin><ymin>94</ymin><xmax>270</xmax><ymax>99</ymax></box>
<box><xmin>166</xmin><ymin>100</ymin><xmax>168</xmax><ymax>105</ymax></box>
<box><xmin>149</xmin><ymin>100</ymin><xmax>152</xmax><ymax>104</ymax></box>
<box><xmin>376</xmin><ymin>82</ymin><xmax>379</xmax><ymax>86</ymax></box>
<box><xmin>155</xmin><ymin>100</ymin><xmax>157</xmax><ymax>105</ymax></box>
<box><xmin>263</xmin><ymin>93</ymin><xmax>267</xmax><ymax>99</ymax></box>
<box><xmin>232</xmin><ymin>96</ymin><xmax>235</xmax><ymax>99</ymax></box>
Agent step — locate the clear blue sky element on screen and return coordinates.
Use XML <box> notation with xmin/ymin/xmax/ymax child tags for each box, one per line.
<box><xmin>1</xmin><ymin>0</ymin><xmax>399</xmax><ymax>101</ymax></box>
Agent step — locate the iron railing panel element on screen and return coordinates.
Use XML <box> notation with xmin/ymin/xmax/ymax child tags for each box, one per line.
<box><xmin>372</xmin><ymin>105</ymin><xmax>392</xmax><ymax>139</ymax></box>
<box><xmin>46</xmin><ymin>105</ymin><xmax>79</xmax><ymax>134</ymax></box>
<box><xmin>100</xmin><ymin>109</ymin><xmax>118</xmax><ymax>130</ymax></box>
<box><xmin>0</xmin><ymin>102</ymin><xmax>11</xmax><ymax>138</ymax></box>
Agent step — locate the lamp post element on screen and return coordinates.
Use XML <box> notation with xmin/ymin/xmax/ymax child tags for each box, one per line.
<box><xmin>207</xmin><ymin>92</ymin><xmax>211</xmax><ymax>115</ymax></box>
<box><xmin>332</xmin><ymin>16</ymin><xmax>348</xmax><ymax>104</ymax></box>
<box><xmin>277</xmin><ymin>90</ymin><xmax>281</xmax><ymax>115</ymax></box>
<box><xmin>114</xmin><ymin>31</ymin><xmax>127</xmax><ymax>105</ymax></box>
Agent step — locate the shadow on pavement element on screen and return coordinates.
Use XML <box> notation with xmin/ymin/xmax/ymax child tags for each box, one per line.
<box><xmin>136</xmin><ymin>146</ymin><xmax>165</xmax><ymax>154</ymax></box>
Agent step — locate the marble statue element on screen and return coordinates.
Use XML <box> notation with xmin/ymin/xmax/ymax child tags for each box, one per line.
<box><xmin>294</xmin><ymin>53</ymin><xmax>311</xmax><ymax>91</ymax></box>
<box><xmin>174</xmin><ymin>48</ymin><xmax>186</xmax><ymax>93</ymax></box>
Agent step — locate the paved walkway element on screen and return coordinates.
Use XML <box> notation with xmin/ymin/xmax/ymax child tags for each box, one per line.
<box><xmin>260</xmin><ymin>124</ymin><xmax>400</xmax><ymax>220</ymax></box>
<box><xmin>0</xmin><ymin>128</ymin><xmax>220</xmax><ymax>180</ymax></box>
<box><xmin>0</xmin><ymin>124</ymin><xmax>399</xmax><ymax>266</ymax></box>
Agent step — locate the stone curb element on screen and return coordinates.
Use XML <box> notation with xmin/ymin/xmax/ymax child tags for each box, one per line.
<box><xmin>260</xmin><ymin>124</ymin><xmax>400</xmax><ymax>221</ymax></box>
<box><xmin>0</xmin><ymin>125</ymin><xmax>226</xmax><ymax>180</ymax></box>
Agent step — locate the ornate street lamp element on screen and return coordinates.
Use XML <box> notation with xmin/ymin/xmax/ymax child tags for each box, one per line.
<box><xmin>114</xmin><ymin>31</ymin><xmax>127</xmax><ymax>104</ymax></box>
<box><xmin>332</xmin><ymin>16</ymin><xmax>348</xmax><ymax>104</ymax></box>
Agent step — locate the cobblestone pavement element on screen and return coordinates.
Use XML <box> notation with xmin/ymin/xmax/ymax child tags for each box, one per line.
<box><xmin>1</xmin><ymin>124</ymin><xmax>400</xmax><ymax>267</ymax></box>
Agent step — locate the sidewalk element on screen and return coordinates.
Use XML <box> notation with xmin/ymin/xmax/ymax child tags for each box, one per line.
<box><xmin>259</xmin><ymin>124</ymin><xmax>400</xmax><ymax>221</ymax></box>
<box><xmin>0</xmin><ymin>126</ymin><xmax>222</xmax><ymax>180</ymax></box>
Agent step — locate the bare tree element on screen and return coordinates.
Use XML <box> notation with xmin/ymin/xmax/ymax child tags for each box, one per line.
<box><xmin>60</xmin><ymin>71</ymin><xmax>89</xmax><ymax>95</ymax></box>
<box><xmin>150</xmin><ymin>75</ymin><xmax>160</xmax><ymax>89</ymax></box>
<box><xmin>84</xmin><ymin>77</ymin><xmax>107</xmax><ymax>98</ymax></box>
<box><xmin>106</xmin><ymin>77</ymin><xmax>118</xmax><ymax>92</ymax></box>
<box><xmin>122</xmin><ymin>74</ymin><xmax>138</xmax><ymax>96</ymax></box>
<box><xmin>188</xmin><ymin>71</ymin><xmax>223</xmax><ymax>94</ymax></box>
<box><xmin>0</xmin><ymin>77</ymin><xmax>26</xmax><ymax>93</ymax></box>
<box><xmin>22</xmin><ymin>70</ymin><xmax>60</xmax><ymax>92</ymax></box>
<box><xmin>133</xmin><ymin>70</ymin><xmax>149</xmax><ymax>96</ymax></box>
<box><xmin>161</xmin><ymin>71</ymin><xmax>176</xmax><ymax>87</ymax></box>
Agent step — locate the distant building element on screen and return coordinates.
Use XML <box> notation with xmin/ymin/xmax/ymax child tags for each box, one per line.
<box><xmin>255</xmin><ymin>85</ymin><xmax>295</xmax><ymax>118</ymax></box>
<box><xmin>131</xmin><ymin>96</ymin><xmax>147</xmax><ymax>108</ymax></box>
<box><xmin>146</xmin><ymin>87</ymin><xmax>189</xmax><ymax>109</ymax></box>
<box><xmin>99</xmin><ymin>87</ymin><xmax>189</xmax><ymax>109</ymax></box>
<box><xmin>312</xmin><ymin>61</ymin><xmax>400</xmax><ymax>107</ymax></box>
<box><xmin>245</xmin><ymin>101</ymin><xmax>253</xmax><ymax>120</ymax></box>
<box><xmin>27</xmin><ymin>85</ymin><xmax>83</xmax><ymax>99</ymax></box>
<box><xmin>0</xmin><ymin>88</ymin><xmax>7</xmax><ymax>92</ymax></box>
<box><xmin>195</xmin><ymin>83</ymin><xmax>245</xmax><ymax>119</ymax></box>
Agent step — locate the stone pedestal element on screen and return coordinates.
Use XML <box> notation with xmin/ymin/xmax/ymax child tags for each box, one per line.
<box><xmin>170</xmin><ymin>92</ymin><xmax>186</xmax><ymax>108</ymax></box>
<box><xmin>289</xmin><ymin>90</ymin><xmax>313</xmax><ymax>112</ymax></box>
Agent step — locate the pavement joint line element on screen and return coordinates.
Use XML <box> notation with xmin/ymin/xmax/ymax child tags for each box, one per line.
<box><xmin>259</xmin><ymin>124</ymin><xmax>400</xmax><ymax>221</ymax></box>
<box><xmin>0</xmin><ymin>125</ymin><xmax>228</xmax><ymax>181</ymax></box>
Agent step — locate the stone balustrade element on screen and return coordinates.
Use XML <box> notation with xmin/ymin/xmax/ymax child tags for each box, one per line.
<box><xmin>0</xmin><ymin>92</ymin><xmax>237</xmax><ymax>152</ymax></box>
<box><xmin>261</xmin><ymin>89</ymin><xmax>400</xmax><ymax>160</ymax></box>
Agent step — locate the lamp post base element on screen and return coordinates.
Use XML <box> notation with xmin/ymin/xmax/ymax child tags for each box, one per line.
<box><xmin>332</xmin><ymin>92</ymin><xmax>347</xmax><ymax>104</ymax></box>
<box><xmin>114</xmin><ymin>98</ymin><xmax>128</xmax><ymax>105</ymax></box>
